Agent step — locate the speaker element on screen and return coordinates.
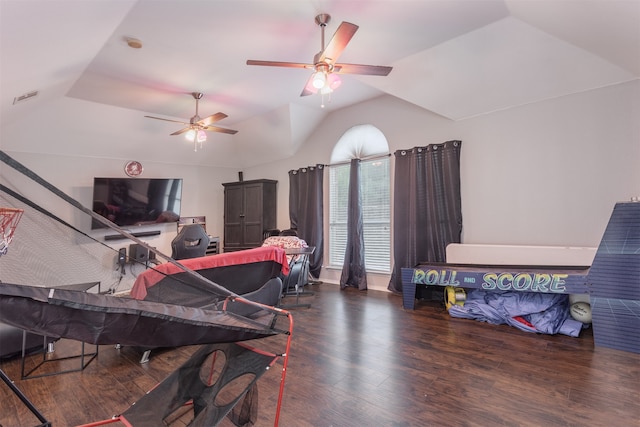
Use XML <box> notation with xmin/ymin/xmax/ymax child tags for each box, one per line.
<box><xmin>129</xmin><ymin>244</ymin><xmax>149</xmax><ymax>263</ymax></box>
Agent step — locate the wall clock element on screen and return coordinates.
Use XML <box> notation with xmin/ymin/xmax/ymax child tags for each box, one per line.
<box><xmin>124</xmin><ymin>161</ymin><xmax>143</xmax><ymax>177</ymax></box>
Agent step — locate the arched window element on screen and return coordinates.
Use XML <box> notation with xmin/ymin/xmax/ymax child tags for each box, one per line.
<box><xmin>329</xmin><ymin>125</ymin><xmax>390</xmax><ymax>273</ymax></box>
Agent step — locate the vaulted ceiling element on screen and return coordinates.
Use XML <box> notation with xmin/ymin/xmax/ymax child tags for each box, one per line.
<box><xmin>1</xmin><ymin>0</ymin><xmax>638</xmax><ymax>167</ymax></box>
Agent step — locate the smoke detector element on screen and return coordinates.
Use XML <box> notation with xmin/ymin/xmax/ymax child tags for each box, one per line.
<box><xmin>125</xmin><ymin>37</ymin><xmax>142</xmax><ymax>49</ymax></box>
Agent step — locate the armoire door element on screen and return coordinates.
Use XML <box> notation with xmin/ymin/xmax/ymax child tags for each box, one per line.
<box><xmin>222</xmin><ymin>179</ymin><xmax>277</xmax><ymax>252</ymax></box>
<box><xmin>223</xmin><ymin>184</ymin><xmax>244</xmax><ymax>249</ymax></box>
<box><xmin>242</xmin><ymin>182</ymin><xmax>266</xmax><ymax>247</ymax></box>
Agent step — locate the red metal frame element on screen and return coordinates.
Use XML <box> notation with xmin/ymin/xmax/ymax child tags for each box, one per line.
<box><xmin>76</xmin><ymin>306</ymin><xmax>293</xmax><ymax>427</ymax></box>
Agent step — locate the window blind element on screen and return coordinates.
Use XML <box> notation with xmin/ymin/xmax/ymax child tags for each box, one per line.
<box><xmin>329</xmin><ymin>157</ymin><xmax>390</xmax><ymax>272</ymax></box>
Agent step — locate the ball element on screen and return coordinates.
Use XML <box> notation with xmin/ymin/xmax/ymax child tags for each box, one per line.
<box><xmin>570</xmin><ymin>302</ymin><xmax>592</xmax><ymax>323</ymax></box>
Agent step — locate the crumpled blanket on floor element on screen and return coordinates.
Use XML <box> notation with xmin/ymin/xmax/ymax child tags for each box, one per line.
<box><xmin>448</xmin><ymin>289</ymin><xmax>584</xmax><ymax>337</ymax></box>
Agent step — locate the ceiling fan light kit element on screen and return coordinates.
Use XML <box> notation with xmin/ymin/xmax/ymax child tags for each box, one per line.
<box><xmin>307</xmin><ymin>73</ymin><xmax>341</xmax><ymax>93</ymax></box>
<box><xmin>312</xmin><ymin>71</ymin><xmax>327</xmax><ymax>89</ymax></box>
<box><xmin>197</xmin><ymin>130</ymin><xmax>207</xmax><ymax>143</ymax></box>
<box><xmin>246</xmin><ymin>13</ymin><xmax>392</xmax><ymax>106</ymax></box>
<box><xmin>185</xmin><ymin>129</ymin><xmax>208</xmax><ymax>152</ymax></box>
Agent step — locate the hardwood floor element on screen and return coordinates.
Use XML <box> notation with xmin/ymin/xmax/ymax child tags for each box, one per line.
<box><xmin>1</xmin><ymin>283</ymin><xmax>639</xmax><ymax>427</ymax></box>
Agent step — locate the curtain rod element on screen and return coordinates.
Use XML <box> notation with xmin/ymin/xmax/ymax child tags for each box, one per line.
<box><xmin>290</xmin><ymin>153</ymin><xmax>391</xmax><ymax>174</ymax></box>
<box><xmin>325</xmin><ymin>152</ymin><xmax>391</xmax><ymax>168</ymax></box>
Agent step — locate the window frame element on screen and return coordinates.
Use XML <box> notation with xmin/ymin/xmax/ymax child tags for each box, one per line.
<box><xmin>328</xmin><ymin>155</ymin><xmax>391</xmax><ymax>273</ymax></box>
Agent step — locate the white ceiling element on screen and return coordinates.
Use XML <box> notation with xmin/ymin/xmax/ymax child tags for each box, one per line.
<box><xmin>1</xmin><ymin>0</ymin><xmax>638</xmax><ymax>166</ymax></box>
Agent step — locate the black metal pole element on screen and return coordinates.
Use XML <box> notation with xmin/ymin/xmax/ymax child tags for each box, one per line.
<box><xmin>0</xmin><ymin>368</ymin><xmax>51</xmax><ymax>427</ymax></box>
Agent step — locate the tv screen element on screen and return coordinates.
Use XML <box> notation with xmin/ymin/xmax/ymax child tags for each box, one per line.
<box><xmin>91</xmin><ymin>177</ymin><xmax>183</xmax><ymax>229</ymax></box>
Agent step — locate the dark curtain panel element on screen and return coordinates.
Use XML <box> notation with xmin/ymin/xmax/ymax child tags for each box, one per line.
<box><xmin>288</xmin><ymin>165</ymin><xmax>324</xmax><ymax>278</ymax></box>
<box><xmin>388</xmin><ymin>140</ymin><xmax>463</xmax><ymax>293</ymax></box>
<box><xmin>340</xmin><ymin>158</ymin><xmax>367</xmax><ymax>290</ymax></box>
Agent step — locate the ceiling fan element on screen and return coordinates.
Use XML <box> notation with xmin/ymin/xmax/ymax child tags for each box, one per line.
<box><xmin>144</xmin><ymin>92</ymin><xmax>238</xmax><ymax>151</ymax></box>
<box><xmin>246</xmin><ymin>14</ymin><xmax>392</xmax><ymax>102</ymax></box>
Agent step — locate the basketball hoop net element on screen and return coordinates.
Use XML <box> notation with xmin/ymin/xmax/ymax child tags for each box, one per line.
<box><xmin>0</xmin><ymin>207</ymin><xmax>23</xmax><ymax>256</ymax></box>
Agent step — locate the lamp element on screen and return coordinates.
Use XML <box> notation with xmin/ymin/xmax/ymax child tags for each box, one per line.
<box><xmin>312</xmin><ymin>71</ymin><xmax>327</xmax><ymax>89</ymax></box>
<box><xmin>185</xmin><ymin>128</ymin><xmax>207</xmax><ymax>152</ymax></box>
<box><xmin>304</xmin><ymin>61</ymin><xmax>343</xmax><ymax>107</ymax></box>
<box><xmin>305</xmin><ymin>72</ymin><xmax>342</xmax><ymax>107</ymax></box>
<box><xmin>324</xmin><ymin>73</ymin><xmax>341</xmax><ymax>92</ymax></box>
<box><xmin>319</xmin><ymin>74</ymin><xmax>342</xmax><ymax>108</ymax></box>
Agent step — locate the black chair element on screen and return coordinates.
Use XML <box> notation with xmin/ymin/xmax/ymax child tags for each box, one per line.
<box><xmin>171</xmin><ymin>224</ymin><xmax>210</xmax><ymax>260</ymax></box>
<box><xmin>281</xmin><ymin>246</ymin><xmax>315</xmax><ymax>309</ymax></box>
<box><xmin>262</xmin><ymin>229</ymin><xmax>280</xmax><ymax>241</ymax></box>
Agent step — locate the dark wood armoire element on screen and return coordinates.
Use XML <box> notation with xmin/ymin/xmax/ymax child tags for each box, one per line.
<box><xmin>222</xmin><ymin>179</ymin><xmax>277</xmax><ymax>252</ymax></box>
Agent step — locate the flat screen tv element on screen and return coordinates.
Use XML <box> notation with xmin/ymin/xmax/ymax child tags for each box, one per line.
<box><xmin>91</xmin><ymin>177</ymin><xmax>183</xmax><ymax>229</ymax></box>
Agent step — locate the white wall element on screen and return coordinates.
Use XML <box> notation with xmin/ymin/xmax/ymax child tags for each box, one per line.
<box><xmin>1</xmin><ymin>80</ymin><xmax>638</xmax><ymax>292</ymax></box>
<box><xmin>0</xmin><ymin>150</ymin><xmax>239</xmax><ymax>289</ymax></box>
<box><xmin>0</xmin><ymin>152</ymin><xmax>236</xmax><ymax>243</ymax></box>
<box><xmin>246</xmin><ymin>80</ymin><xmax>640</xmax><ymax>290</ymax></box>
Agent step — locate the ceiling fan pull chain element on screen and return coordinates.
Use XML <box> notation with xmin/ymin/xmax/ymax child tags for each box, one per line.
<box><xmin>321</xmin><ymin>91</ymin><xmax>330</xmax><ymax>108</ymax></box>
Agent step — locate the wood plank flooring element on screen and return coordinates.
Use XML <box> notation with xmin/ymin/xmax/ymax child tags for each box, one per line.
<box><xmin>1</xmin><ymin>283</ymin><xmax>639</xmax><ymax>426</ymax></box>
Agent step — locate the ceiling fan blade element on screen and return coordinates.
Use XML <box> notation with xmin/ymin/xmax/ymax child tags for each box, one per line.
<box><xmin>300</xmin><ymin>73</ymin><xmax>316</xmax><ymax>97</ymax></box>
<box><xmin>170</xmin><ymin>127</ymin><xmax>192</xmax><ymax>136</ymax></box>
<box><xmin>334</xmin><ymin>63</ymin><xmax>393</xmax><ymax>76</ymax></box>
<box><xmin>246</xmin><ymin>60</ymin><xmax>313</xmax><ymax>69</ymax></box>
<box><xmin>318</xmin><ymin>21</ymin><xmax>358</xmax><ymax>64</ymax></box>
<box><xmin>202</xmin><ymin>125</ymin><xmax>238</xmax><ymax>135</ymax></box>
<box><xmin>145</xmin><ymin>116</ymin><xmax>190</xmax><ymax>126</ymax></box>
<box><xmin>196</xmin><ymin>112</ymin><xmax>228</xmax><ymax>127</ymax></box>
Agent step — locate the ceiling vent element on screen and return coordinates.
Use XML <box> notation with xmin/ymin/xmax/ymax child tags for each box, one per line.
<box><xmin>13</xmin><ymin>90</ymin><xmax>39</xmax><ymax>105</ymax></box>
